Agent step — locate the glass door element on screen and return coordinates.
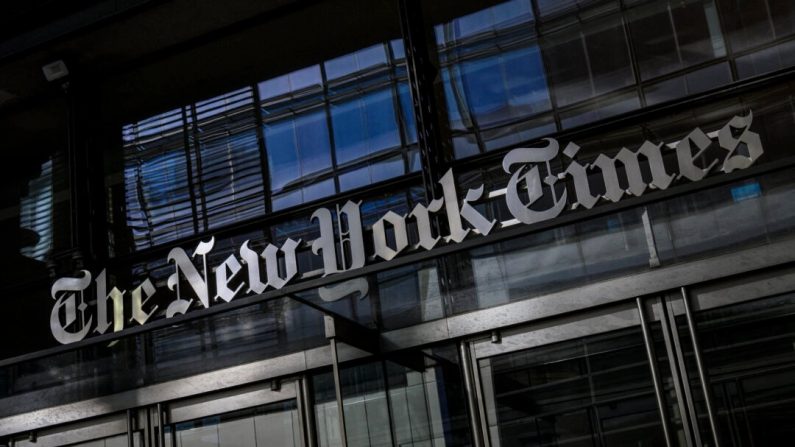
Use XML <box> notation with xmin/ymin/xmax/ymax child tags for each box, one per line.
<box><xmin>470</xmin><ymin>303</ymin><xmax>671</xmax><ymax>447</ymax></box>
<box><xmin>162</xmin><ymin>379</ymin><xmax>303</xmax><ymax>447</ymax></box>
<box><xmin>9</xmin><ymin>413</ymin><xmax>141</xmax><ymax>447</ymax></box>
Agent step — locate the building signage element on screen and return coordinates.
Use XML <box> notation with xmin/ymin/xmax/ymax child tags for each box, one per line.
<box><xmin>49</xmin><ymin>112</ymin><xmax>764</xmax><ymax>344</ymax></box>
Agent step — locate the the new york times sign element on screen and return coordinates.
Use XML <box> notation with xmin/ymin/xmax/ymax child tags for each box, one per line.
<box><xmin>49</xmin><ymin>112</ymin><xmax>763</xmax><ymax>344</ymax></box>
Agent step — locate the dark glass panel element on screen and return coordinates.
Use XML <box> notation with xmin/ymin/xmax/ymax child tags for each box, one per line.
<box><xmin>718</xmin><ymin>0</ymin><xmax>795</xmax><ymax>53</ymax></box>
<box><xmin>482</xmin><ymin>327</ymin><xmax>665</xmax><ymax>446</ymax></box>
<box><xmin>191</xmin><ymin>88</ymin><xmax>266</xmax><ymax>230</ymax></box>
<box><xmin>693</xmin><ymin>292</ymin><xmax>795</xmax><ymax>446</ymax></box>
<box><xmin>0</xmin><ymin>129</ymin><xmax>70</xmax><ymax>359</ymax></box>
<box><xmin>542</xmin><ymin>14</ymin><xmax>634</xmax><ymax>107</ymax></box>
<box><xmin>312</xmin><ymin>350</ymin><xmax>472</xmax><ymax>447</ymax></box>
<box><xmin>628</xmin><ymin>0</ymin><xmax>725</xmax><ymax>81</ymax></box>
<box><xmin>164</xmin><ymin>400</ymin><xmax>300</xmax><ymax>447</ymax></box>
<box><xmin>123</xmin><ymin>108</ymin><xmax>196</xmax><ymax>250</ymax></box>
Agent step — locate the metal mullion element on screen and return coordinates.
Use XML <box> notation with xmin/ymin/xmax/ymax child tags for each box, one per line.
<box><xmin>680</xmin><ymin>286</ymin><xmax>722</xmax><ymax>447</ymax></box>
<box><xmin>386</xmin><ymin>41</ymin><xmax>412</xmax><ymax>176</ymax></box>
<box><xmin>330</xmin><ymin>338</ymin><xmax>348</xmax><ymax>447</ymax></box>
<box><xmin>665</xmin><ymin>295</ymin><xmax>704</xmax><ymax>447</ymax></box>
<box><xmin>180</xmin><ymin>107</ymin><xmax>201</xmax><ymax>234</ymax></box>
<box><xmin>299</xmin><ymin>376</ymin><xmax>317</xmax><ymax>447</ymax></box>
<box><xmin>637</xmin><ymin>297</ymin><xmax>674</xmax><ymax>447</ymax></box>
<box><xmin>379</xmin><ymin>361</ymin><xmax>399</xmax><ymax>447</ymax></box>
<box><xmin>656</xmin><ymin>296</ymin><xmax>697</xmax><ymax>447</ymax></box>
<box><xmin>458</xmin><ymin>341</ymin><xmax>486</xmax><ymax>447</ymax></box>
<box><xmin>126</xmin><ymin>409</ymin><xmax>134</xmax><ymax>447</ymax></box>
<box><xmin>252</xmin><ymin>85</ymin><xmax>274</xmax><ymax>215</ymax></box>
<box><xmin>319</xmin><ymin>63</ymin><xmax>342</xmax><ymax>195</ymax></box>
<box><xmin>619</xmin><ymin>2</ymin><xmax>646</xmax><ymax>108</ymax></box>
<box><xmin>187</xmin><ymin>104</ymin><xmax>209</xmax><ymax>231</ymax></box>
<box><xmin>157</xmin><ymin>403</ymin><xmax>165</xmax><ymax>447</ymax></box>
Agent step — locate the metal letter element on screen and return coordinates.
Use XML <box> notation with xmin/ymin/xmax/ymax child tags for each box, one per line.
<box><xmin>94</xmin><ymin>269</ymin><xmax>125</xmax><ymax>335</ymax></box>
<box><xmin>311</xmin><ymin>207</ymin><xmax>337</xmax><ymax>277</ymax></box>
<box><xmin>311</xmin><ymin>201</ymin><xmax>365</xmax><ymax>276</ymax></box>
<box><xmin>319</xmin><ymin>278</ymin><xmax>370</xmax><ymax>302</ymax></box>
<box><xmin>676</xmin><ymin>127</ymin><xmax>717</xmax><ymax>182</ymax></box>
<box><xmin>592</xmin><ymin>140</ymin><xmax>674</xmax><ymax>202</ymax></box>
<box><xmin>263</xmin><ymin>238</ymin><xmax>300</xmax><ymax>290</ymax></box>
<box><xmin>50</xmin><ymin>270</ymin><xmax>93</xmax><ymax>344</ymax></box>
<box><xmin>561</xmin><ymin>143</ymin><xmax>599</xmax><ymax>209</ymax></box>
<box><xmin>719</xmin><ymin>111</ymin><xmax>763</xmax><ymax>173</ymax></box>
<box><xmin>240</xmin><ymin>240</ymin><xmax>267</xmax><ymax>294</ymax></box>
<box><xmin>131</xmin><ymin>278</ymin><xmax>157</xmax><ymax>326</ymax></box>
<box><xmin>166</xmin><ymin>237</ymin><xmax>215</xmax><ymax>316</ymax></box>
<box><xmin>373</xmin><ymin>211</ymin><xmax>409</xmax><ymax>261</ymax></box>
<box><xmin>503</xmin><ymin>138</ymin><xmax>567</xmax><ymax>225</ymax></box>
<box><xmin>215</xmin><ymin>254</ymin><xmax>244</xmax><ymax>303</ymax></box>
<box><xmin>409</xmin><ymin>198</ymin><xmax>443</xmax><ymax>251</ymax></box>
<box><xmin>439</xmin><ymin>169</ymin><xmax>470</xmax><ymax>243</ymax></box>
<box><xmin>461</xmin><ymin>185</ymin><xmax>496</xmax><ymax>235</ymax></box>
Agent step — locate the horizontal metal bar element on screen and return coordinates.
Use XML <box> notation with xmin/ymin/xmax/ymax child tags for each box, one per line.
<box><xmin>471</xmin><ymin>302</ymin><xmax>640</xmax><ymax>359</ymax></box>
<box><xmin>168</xmin><ymin>381</ymin><xmax>296</xmax><ymax>424</ymax></box>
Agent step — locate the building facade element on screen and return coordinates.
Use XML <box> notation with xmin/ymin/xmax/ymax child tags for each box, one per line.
<box><xmin>1</xmin><ymin>0</ymin><xmax>794</xmax><ymax>445</ymax></box>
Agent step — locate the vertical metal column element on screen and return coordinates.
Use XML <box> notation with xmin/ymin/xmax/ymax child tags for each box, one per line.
<box><xmin>637</xmin><ymin>298</ymin><xmax>673</xmax><ymax>447</ymax></box>
<box><xmin>665</xmin><ymin>296</ymin><xmax>704</xmax><ymax>447</ymax></box>
<box><xmin>656</xmin><ymin>296</ymin><xmax>698</xmax><ymax>447</ymax></box>
<box><xmin>156</xmin><ymin>403</ymin><xmax>165</xmax><ymax>447</ymax></box>
<box><xmin>398</xmin><ymin>0</ymin><xmax>448</xmax><ymax>201</ymax></box>
<box><xmin>330</xmin><ymin>338</ymin><xmax>348</xmax><ymax>447</ymax></box>
<box><xmin>298</xmin><ymin>376</ymin><xmax>318</xmax><ymax>447</ymax></box>
<box><xmin>681</xmin><ymin>286</ymin><xmax>722</xmax><ymax>447</ymax></box>
<box><xmin>126</xmin><ymin>409</ymin><xmax>134</xmax><ymax>447</ymax></box>
<box><xmin>458</xmin><ymin>341</ymin><xmax>485</xmax><ymax>447</ymax></box>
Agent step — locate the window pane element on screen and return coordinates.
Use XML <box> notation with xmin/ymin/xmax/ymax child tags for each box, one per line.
<box><xmin>264</xmin><ymin>108</ymin><xmax>332</xmax><ymax>193</ymax></box>
<box><xmin>332</xmin><ymin>88</ymin><xmax>401</xmax><ymax>165</ymax></box>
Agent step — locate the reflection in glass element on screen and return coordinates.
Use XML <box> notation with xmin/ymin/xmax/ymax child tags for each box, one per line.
<box><xmin>542</xmin><ymin>14</ymin><xmax>634</xmax><ymax>107</ymax></box>
<box><xmin>693</xmin><ymin>292</ymin><xmax>795</xmax><ymax>445</ymax></box>
<box><xmin>718</xmin><ymin>0</ymin><xmax>795</xmax><ymax>53</ymax></box>
<box><xmin>261</xmin><ymin>40</ymin><xmax>417</xmax><ymax>211</ymax></box>
<box><xmin>481</xmin><ymin>327</ymin><xmax>666</xmax><ymax>446</ymax></box>
<box><xmin>123</xmin><ymin>108</ymin><xmax>197</xmax><ymax>250</ymax></box>
<box><xmin>164</xmin><ymin>400</ymin><xmax>301</xmax><ymax>447</ymax></box>
<box><xmin>117</xmin><ymin>39</ymin><xmax>418</xmax><ymax>251</ymax></box>
<box><xmin>312</xmin><ymin>351</ymin><xmax>471</xmax><ymax>446</ymax></box>
<box><xmin>435</xmin><ymin>0</ymin><xmax>552</xmax><ymax>157</ymax></box>
<box><xmin>628</xmin><ymin>0</ymin><xmax>725</xmax><ymax>80</ymax></box>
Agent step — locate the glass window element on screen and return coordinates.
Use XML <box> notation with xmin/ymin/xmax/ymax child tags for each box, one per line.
<box><xmin>628</xmin><ymin>0</ymin><xmax>726</xmax><ymax>81</ymax></box>
<box><xmin>192</xmin><ymin>88</ymin><xmax>266</xmax><ymax>230</ymax></box>
<box><xmin>542</xmin><ymin>15</ymin><xmax>634</xmax><ymax>107</ymax></box>
<box><xmin>331</xmin><ymin>88</ymin><xmax>402</xmax><ymax>165</ymax></box>
<box><xmin>123</xmin><ymin>108</ymin><xmax>196</xmax><ymax>250</ymax></box>
<box><xmin>264</xmin><ymin>108</ymin><xmax>333</xmax><ymax>192</ymax></box>
<box><xmin>435</xmin><ymin>0</ymin><xmax>552</xmax><ymax>156</ymax></box>
<box><xmin>718</xmin><ymin>0</ymin><xmax>795</xmax><ymax>53</ymax></box>
<box><xmin>312</xmin><ymin>350</ymin><xmax>471</xmax><ymax>447</ymax></box>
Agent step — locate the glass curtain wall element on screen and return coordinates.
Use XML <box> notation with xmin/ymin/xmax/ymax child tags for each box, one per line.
<box><xmin>115</xmin><ymin>41</ymin><xmax>417</xmax><ymax>254</ymax></box>
<box><xmin>427</xmin><ymin>0</ymin><xmax>795</xmax><ymax>158</ymax></box>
